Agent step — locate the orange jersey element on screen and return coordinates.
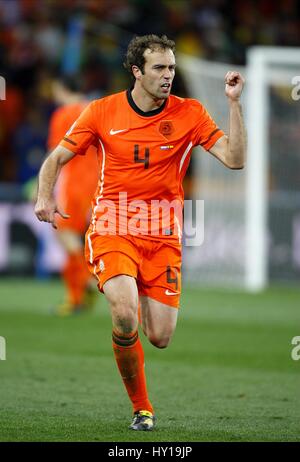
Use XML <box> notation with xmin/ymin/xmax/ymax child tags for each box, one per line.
<box><xmin>59</xmin><ymin>90</ymin><xmax>224</xmax><ymax>243</ymax></box>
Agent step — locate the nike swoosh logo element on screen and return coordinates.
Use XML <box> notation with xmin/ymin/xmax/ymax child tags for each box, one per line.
<box><xmin>110</xmin><ymin>129</ymin><xmax>128</xmax><ymax>135</ymax></box>
<box><xmin>165</xmin><ymin>290</ymin><xmax>180</xmax><ymax>296</ymax></box>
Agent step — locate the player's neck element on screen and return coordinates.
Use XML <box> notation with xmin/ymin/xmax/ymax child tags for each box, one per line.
<box><xmin>131</xmin><ymin>87</ymin><xmax>165</xmax><ymax>113</ymax></box>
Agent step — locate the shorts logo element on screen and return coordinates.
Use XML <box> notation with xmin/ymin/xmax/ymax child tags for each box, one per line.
<box><xmin>159</xmin><ymin>121</ymin><xmax>174</xmax><ymax>136</ymax></box>
<box><xmin>99</xmin><ymin>259</ymin><xmax>105</xmax><ymax>272</ymax></box>
<box><xmin>165</xmin><ymin>290</ymin><xmax>179</xmax><ymax>296</ymax></box>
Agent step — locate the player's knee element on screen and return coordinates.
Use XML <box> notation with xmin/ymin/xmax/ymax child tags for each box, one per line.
<box><xmin>110</xmin><ymin>292</ymin><xmax>136</xmax><ymax>313</ymax></box>
<box><xmin>110</xmin><ymin>299</ymin><xmax>138</xmax><ymax>333</ymax></box>
<box><xmin>148</xmin><ymin>334</ymin><xmax>171</xmax><ymax>349</ymax></box>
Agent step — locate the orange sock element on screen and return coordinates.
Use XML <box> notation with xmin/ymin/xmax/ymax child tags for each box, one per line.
<box><xmin>62</xmin><ymin>252</ymin><xmax>90</xmax><ymax>305</ymax></box>
<box><xmin>112</xmin><ymin>330</ymin><xmax>153</xmax><ymax>414</ymax></box>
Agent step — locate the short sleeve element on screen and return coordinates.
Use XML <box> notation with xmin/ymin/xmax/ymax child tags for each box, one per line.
<box><xmin>191</xmin><ymin>100</ymin><xmax>225</xmax><ymax>151</ymax></box>
<box><xmin>59</xmin><ymin>101</ymin><xmax>98</xmax><ymax>155</ymax></box>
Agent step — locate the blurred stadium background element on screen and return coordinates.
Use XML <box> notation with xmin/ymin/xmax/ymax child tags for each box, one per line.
<box><xmin>0</xmin><ymin>0</ymin><xmax>299</xmax><ymax>442</ymax></box>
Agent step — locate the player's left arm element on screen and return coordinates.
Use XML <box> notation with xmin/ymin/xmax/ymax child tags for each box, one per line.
<box><xmin>209</xmin><ymin>71</ymin><xmax>246</xmax><ymax>170</ymax></box>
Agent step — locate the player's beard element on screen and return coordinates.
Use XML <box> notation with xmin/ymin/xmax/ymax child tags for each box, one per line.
<box><xmin>141</xmin><ymin>80</ymin><xmax>172</xmax><ymax>103</ymax></box>
<box><xmin>153</xmin><ymin>84</ymin><xmax>171</xmax><ymax>100</ymax></box>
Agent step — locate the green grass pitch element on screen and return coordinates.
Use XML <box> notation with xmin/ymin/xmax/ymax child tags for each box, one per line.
<box><xmin>0</xmin><ymin>278</ymin><xmax>299</xmax><ymax>442</ymax></box>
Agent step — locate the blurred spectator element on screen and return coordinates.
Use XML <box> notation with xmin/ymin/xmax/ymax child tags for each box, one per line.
<box><xmin>13</xmin><ymin>104</ymin><xmax>47</xmax><ymax>184</ymax></box>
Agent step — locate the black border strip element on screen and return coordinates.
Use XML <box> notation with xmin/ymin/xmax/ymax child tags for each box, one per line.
<box><xmin>63</xmin><ymin>137</ymin><xmax>77</xmax><ymax>146</ymax></box>
<box><xmin>126</xmin><ymin>89</ymin><xmax>167</xmax><ymax>117</ymax></box>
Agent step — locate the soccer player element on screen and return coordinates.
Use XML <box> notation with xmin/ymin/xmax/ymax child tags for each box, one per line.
<box><xmin>47</xmin><ymin>76</ymin><xmax>98</xmax><ymax>315</ymax></box>
<box><xmin>35</xmin><ymin>35</ymin><xmax>246</xmax><ymax>430</ymax></box>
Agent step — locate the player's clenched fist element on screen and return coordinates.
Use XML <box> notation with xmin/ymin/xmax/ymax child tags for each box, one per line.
<box><xmin>224</xmin><ymin>71</ymin><xmax>245</xmax><ymax>101</ymax></box>
<box><xmin>35</xmin><ymin>198</ymin><xmax>69</xmax><ymax>229</ymax></box>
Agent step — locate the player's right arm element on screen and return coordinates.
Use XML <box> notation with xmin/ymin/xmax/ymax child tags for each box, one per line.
<box><xmin>35</xmin><ymin>101</ymin><xmax>99</xmax><ymax>228</ymax></box>
<box><xmin>35</xmin><ymin>146</ymin><xmax>75</xmax><ymax>229</ymax></box>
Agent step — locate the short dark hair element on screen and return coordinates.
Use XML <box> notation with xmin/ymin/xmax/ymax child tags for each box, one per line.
<box><xmin>123</xmin><ymin>34</ymin><xmax>175</xmax><ymax>77</ymax></box>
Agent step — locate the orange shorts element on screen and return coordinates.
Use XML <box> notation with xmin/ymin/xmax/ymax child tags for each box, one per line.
<box><xmin>85</xmin><ymin>233</ymin><xmax>182</xmax><ymax>308</ymax></box>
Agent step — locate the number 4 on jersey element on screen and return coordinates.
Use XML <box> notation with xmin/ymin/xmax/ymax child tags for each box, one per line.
<box><xmin>134</xmin><ymin>144</ymin><xmax>150</xmax><ymax>169</ymax></box>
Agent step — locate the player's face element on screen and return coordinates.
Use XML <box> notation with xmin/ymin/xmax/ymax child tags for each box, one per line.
<box><xmin>140</xmin><ymin>48</ymin><xmax>176</xmax><ymax>100</ymax></box>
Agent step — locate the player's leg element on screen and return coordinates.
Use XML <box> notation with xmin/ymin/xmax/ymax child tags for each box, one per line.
<box><xmin>139</xmin><ymin>296</ymin><xmax>178</xmax><ymax>348</ymax></box>
<box><xmin>138</xmin><ymin>241</ymin><xmax>181</xmax><ymax>348</ymax></box>
<box><xmin>55</xmin><ymin>187</ymin><xmax>96</xmax><ymax>315</ymax></box>
<box><xmin>56</xmin><ymin>229</ymin><xmax>93</xmax><ymax>314</ymax></box>
<box><xmin>103</xmin><ymin>274</ymin><xmax>139</xmax><ymax>334</ymax></box>
<box><xmin>103</xmin><ymin>274</ymin><xmax>154</xmax><ymax>430</ymax></box>
<box><xmin>86</xmin><ymin>233</ymin><xmax>155</xmax><ymax>431</ymax></box>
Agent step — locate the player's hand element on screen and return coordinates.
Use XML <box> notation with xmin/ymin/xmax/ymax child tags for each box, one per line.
<box><xmin>35</xmin><ymin>197</ymin><xmax>70</xmax><ymax>229</ymax></box>
<box><xmin>225</xmin><ymin>71</ymin><xmax>245</xmax><ymax>101</ymax></box>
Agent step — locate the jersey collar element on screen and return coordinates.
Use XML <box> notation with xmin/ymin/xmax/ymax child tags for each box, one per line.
<box><xmin>126</xmin><ymin>88</ymin><xmax>167</xmax><ymax>117</ymax></box>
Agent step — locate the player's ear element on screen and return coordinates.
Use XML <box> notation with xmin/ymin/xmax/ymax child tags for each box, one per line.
<box><xmin>132</xmin><ymin>65</ymin><xmax>142</xmax><ymax>81</ymax></box>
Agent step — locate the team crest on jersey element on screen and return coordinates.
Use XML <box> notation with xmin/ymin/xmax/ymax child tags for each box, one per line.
<box><xmin>159</xmin><ymin>120</ymin><xmax>174</xmax><ymax>136</ymax></box>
